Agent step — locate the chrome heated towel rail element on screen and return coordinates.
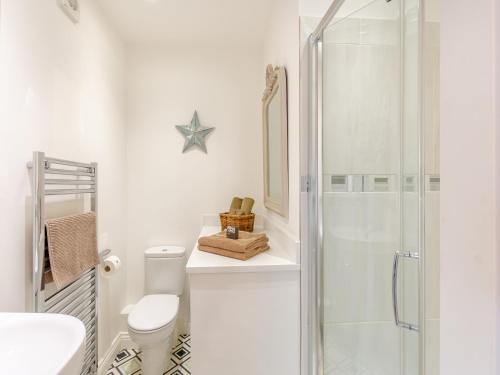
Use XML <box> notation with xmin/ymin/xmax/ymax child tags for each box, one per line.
<box><xmin>28</xmin><ymin>151</ymin><xmax>98</xmax><ymax>375</ymax></box>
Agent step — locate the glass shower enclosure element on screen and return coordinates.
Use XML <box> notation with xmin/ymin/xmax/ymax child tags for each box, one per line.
<box><xmin>303</xmin><ymin>0</ymin><xmax>439</xmax><ymax>374</ymax></box>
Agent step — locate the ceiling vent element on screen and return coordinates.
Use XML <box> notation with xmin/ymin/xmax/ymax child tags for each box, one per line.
<box><xmin>57</xmin><ymin>0</ymin><xmax>80</xmax><ymax>23</ymax></box>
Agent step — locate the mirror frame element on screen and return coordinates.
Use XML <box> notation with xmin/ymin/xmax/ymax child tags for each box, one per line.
<box><xmin>262</xmin><ymin>65</ymin><xmax>288</xmax><ymax>218</ymax></box>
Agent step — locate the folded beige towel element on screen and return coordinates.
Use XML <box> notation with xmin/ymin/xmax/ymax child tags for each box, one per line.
<box><xmin>45</xmin><ymin>212</ymin><xmax>99</xmax><ymax>289</ymax></box>
<box><xmin>198</xmin><ymin>244</ymin><xmax>269</xmax><ymax>261</ymax></box>
<box><xmin>198</xmin><ymin>231</ymin><xmax>269</xmax><ymax>254</ymax></box>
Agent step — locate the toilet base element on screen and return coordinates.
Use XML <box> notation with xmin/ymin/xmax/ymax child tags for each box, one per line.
<box><xmin>140</xmin><ymin>337</ymin><xmax>170</xmax><ymax>375</ymax></box>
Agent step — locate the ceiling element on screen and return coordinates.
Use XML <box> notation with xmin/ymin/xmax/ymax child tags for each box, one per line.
<box><xmin>96</xmin><ymin>0</ymin><xmax>272</xmax><ymax>47</ymax></box>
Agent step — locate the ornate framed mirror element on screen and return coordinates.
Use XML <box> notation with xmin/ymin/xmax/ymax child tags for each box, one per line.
<box><xmin>262</xmin><ymin>65</ymin><xmax>288</xmax><ymax>217</ymax></box>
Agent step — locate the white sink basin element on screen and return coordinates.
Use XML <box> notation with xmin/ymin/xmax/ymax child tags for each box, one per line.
<box><xmin>0</xmin><ymin>313</ymin><xmax>86</xmax><ymax>375</ymax></box>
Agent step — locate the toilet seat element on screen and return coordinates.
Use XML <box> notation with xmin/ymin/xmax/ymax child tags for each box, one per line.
<box><xmin>128</xmin><ymin>294</ymin><xmax>179</xmax><ymax>333</ymax></box>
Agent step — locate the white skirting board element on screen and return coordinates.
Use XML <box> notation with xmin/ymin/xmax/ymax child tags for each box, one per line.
<box><xmin>98</xmin><ymin>332</ymin><xmax>137</xmax><ymax>375</ymax></box>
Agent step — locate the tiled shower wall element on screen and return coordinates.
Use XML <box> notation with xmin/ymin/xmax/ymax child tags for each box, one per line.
<box><xmin>322</xmin><ymin>11</ymin><xmax>403</xmax><ymax>374</ymax></box>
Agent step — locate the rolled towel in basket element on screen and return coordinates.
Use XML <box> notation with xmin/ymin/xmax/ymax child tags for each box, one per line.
<box><xmin>240</xmin><ymin>197</ymin><xmax>255</xmax><ymax>215</ymax></box>
<box><xmin>198</xmin><ymin>230</ymin><xmax>269</xmax><ymax>254</ymax></box>
<box><xmin>229</xmin><ymin>197</ymin><xmax>243</xmax><ymax>214</ymax></box>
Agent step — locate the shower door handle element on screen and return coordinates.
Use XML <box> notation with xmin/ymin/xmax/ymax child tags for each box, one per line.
<box><xmin>392</xmin><ymin>251</ymin><xmax>419</xmax><ymax>332</ymax></box>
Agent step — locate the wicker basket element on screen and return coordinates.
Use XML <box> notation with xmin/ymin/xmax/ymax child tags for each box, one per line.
<box><xmin>219</xmin><ymin>212</ymin><xmax>255</xmax><ymax>232</ymax></box>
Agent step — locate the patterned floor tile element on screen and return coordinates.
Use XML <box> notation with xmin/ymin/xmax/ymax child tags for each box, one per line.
<box><xmin>106</xmin><ymin>334</ymin><xmax>191</xmax><ymax>375</ymax></box>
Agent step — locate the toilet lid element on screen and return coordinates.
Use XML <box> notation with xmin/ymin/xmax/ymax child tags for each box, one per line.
<box><xmin>128</xmin><ymin>294</ymin><xmax>179</xmax><ymax>332</ymax></box>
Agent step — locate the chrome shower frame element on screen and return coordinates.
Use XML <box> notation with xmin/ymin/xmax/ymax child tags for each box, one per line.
<box><xmin>301</xmin><ymin>0</ymin><xmax>426</xmax><ymax>374</ymax></box>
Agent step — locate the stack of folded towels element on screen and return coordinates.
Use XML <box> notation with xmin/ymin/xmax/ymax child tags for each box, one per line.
<box><xmin>198</xmin><ymin>230</ymin><xmax>269</xmax><ymax>261</ymax></box>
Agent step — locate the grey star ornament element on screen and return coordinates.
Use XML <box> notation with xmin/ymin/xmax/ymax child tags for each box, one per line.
<box><xmin>175</xmin><ymin>111</ymin><xmax>215</xmax><ymax>153</ymax></box>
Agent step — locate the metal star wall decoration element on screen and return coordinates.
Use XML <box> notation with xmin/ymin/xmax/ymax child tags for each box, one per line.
<box><xmin>175</xmin><ymin>111</ymin><xmax>215</xmax><ymax>153</ymax></box>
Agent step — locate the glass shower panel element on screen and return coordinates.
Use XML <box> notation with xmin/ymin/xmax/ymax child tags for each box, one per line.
<box><xmin>401</xmin><ymin>0</ymin><xmax>421</xmax><ymax>374</ymax></box>
<box><xmin>423</xmin><ymin>0</ymin><xmax>440</xmax><ymax>373</ymax></box>
<box><xmin>321</xmin><ymin>0</ymin><xmax>404</xmax><ymax>374</ymax></box>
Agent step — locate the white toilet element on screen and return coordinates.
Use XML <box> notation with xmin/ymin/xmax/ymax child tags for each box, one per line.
<box><xmin>127</xmin><ymin>245</ymin><xmax>186</xmax><ymax>375</ymax></box>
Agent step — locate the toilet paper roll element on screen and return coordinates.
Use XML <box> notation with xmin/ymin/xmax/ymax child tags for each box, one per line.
<box><xmin>101</xmin><ymin>255</ymin><xmax>121</xmax><ymax>278</ymax></box>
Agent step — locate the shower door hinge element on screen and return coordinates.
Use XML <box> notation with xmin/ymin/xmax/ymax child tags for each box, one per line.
<box><xmin>301</xmin><ymin>175</ymin><xmax>311</xmax><ymax>192</ymax></box>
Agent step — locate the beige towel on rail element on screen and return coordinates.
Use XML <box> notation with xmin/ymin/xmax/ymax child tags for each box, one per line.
<box><xmin>198</xmin><ymin>231</ymin><xmax>269</xmax><ymax>253</ymax></box>
<box><xmin>45</xmin><ymin>212</ymin><xmax>99</xmax><ymax>289</ymax></box>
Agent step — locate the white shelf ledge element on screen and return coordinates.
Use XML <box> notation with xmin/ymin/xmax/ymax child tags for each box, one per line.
<box><xmin>186</xmin><ymin>226</ymin><xmax>300</xmax><ymax>274</ymax></box>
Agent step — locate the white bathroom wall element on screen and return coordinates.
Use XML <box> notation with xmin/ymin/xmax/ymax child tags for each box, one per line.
<box><xmin>263</xmin><ymin>0</ymin><xmax>301</xmax><ymax>239</ymax></box>
<box><xmin>299</xmin><ymin>0</ymin><xmax>331</xmax><ymax>17</ymax></box>
<box><xmin>124</xmin><ymin>45</ymin><xmax>263</xmax><ymax>311</ymax></box>
<box><xmin>441</xmin><ymin>0</ymin><xmax>498</xmax><ymax>374</ymax></box>
<box><xmin>0</xmin><ymin>0</ymin><xmax>127</xmax><ymax>359</ymax></box>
